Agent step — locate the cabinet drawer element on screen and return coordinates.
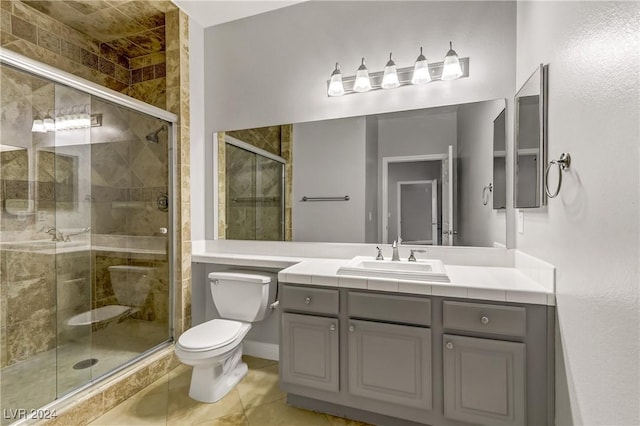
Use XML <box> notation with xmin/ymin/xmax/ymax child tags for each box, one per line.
<box><xmin>281</xmin><ymin>285</ymin><xmax>339</xmax><ymax>315</ymax></box>
<box><xmin>443</xmin><ymin>301</ymin><xmax>525</xmax><ymax>337</ymax></box>
<box><xmin>348</xmin><ymin>292</ymin><xmax>431</xmax><ymax>326</ymax></box>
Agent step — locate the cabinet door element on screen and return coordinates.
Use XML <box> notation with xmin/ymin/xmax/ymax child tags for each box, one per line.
<box><xmin>348</xmin><ymin>319</ymin><xmax>432</xmax><ymax>410</ymax></box>
<box><xmin>443</xmin><ymin>334</ymin><xmax>526</xmax><ymax>425</ymax></box>
<box><xmin>281</xmin><ymin>312</ymin><xmax>339</xmax><ymax>392</ymax></box>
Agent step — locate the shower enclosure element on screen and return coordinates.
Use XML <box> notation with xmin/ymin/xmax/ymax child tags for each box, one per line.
<box><xmin>0</xmin><ymin>50</ymin><xmax>175</xmax><ymax>423</ymax></box>
<box><xmin>225</xmin><ymin>136</ymin><xmax>285</xmax><ymax>240</ymax></box>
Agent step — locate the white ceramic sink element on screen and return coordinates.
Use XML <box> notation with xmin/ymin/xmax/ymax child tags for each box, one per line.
<box><xmin>337</xmin><ymin>256</ymin><xmax>450</xmax><ymax>283</ymax></box>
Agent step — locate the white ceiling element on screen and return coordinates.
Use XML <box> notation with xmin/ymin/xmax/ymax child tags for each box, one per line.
<box><xmin>171</xmin><ymin>0</ymin><xmax>305</xmax><ymax>28</ymax></box>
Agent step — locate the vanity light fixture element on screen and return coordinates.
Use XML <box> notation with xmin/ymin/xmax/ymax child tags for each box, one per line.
<box><xmin>381</xmin><ymin>53</ymin><xmax>400</xmax><ymax>89</ymax></box>
<box><xmin>411</xmin><ymin>47</ymin><xmax>431</xmax><ymax>85</ymax></box>
<box><xmin>32</xmin><ymin>106</ymin><xmax>98</xmax><ymax>133</ymax></box>
<box><xmin>327</xmin><ymin>63</ymin><xmax>345</xmax><ymax>96</ymax></box>
<box><xmin>441</xmin><ymin>41</ymin><xmax>463</xmax><ymax>81</ymax></box>
<box><xmin>327</xmin><ymin>42</ymin><xmax>469</xmax><ymax>97</ymax></box>
<box><xmin>353</xmin><ymin>58</ymin><xmax>372</xmax><ymax>92</ymax></box>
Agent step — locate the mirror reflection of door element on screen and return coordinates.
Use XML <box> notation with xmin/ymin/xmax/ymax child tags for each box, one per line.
<box><xmin>398</xmin><ymin>180</ymin><xmax>438</xmax><ymax>245</ymax></box>
<box><xmin>442</xmin><ymin>145</ymin><xmax>456</xmax><ymax>246</ymax></box>
<box><xmin>385</xmin><ymin>158</ymin><xmax>444</xmax><ymax>245</ymax></box>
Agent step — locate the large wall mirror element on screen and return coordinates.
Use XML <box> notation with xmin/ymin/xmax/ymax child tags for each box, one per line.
<box><xmin>514</xmin><ymin>64</ymin><xmax>548</xmax><ymax>208</ymax></box>
<box><xmin>217</xmin><ymin>99</ymin><xmax>507</xmax><ymax>248</ymax></box>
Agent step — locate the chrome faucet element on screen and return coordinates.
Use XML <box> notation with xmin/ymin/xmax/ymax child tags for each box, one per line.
<box><xmin>45</xmin><ymin>227</ymin><xmax>64</xmax><ymax>242</ymax></box>
<box><xmin>392</xmin><ymin>240</ymin><xmax>400</xmax><ymax>261</ymax></box>
<box><xmin>408</xmin><ymin>249</ymin><xmax>427</xmax><ymax>262</ymax></box>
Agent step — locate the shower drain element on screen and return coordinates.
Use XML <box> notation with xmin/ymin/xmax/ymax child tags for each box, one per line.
<box><xmin>73</xmin><ymin>358</ymin><xmax>99</xmax><ymax>370</ymax></box>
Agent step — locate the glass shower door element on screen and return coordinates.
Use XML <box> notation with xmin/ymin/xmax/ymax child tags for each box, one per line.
<box><xmin>225</xmin><ymin>142</ymin><xmax>285</xmax><ymax>240</ymax></box>
<box><xmin>1</xmin><ymin>60</ymin><xmax>173</xmax><ymax>422</ymax></box>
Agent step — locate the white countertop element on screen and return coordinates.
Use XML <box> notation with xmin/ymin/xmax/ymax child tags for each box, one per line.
<box><xmin>192</xmin><ymin>240</ymin><xmax>556</xmax><ymax>306</ymax></box>
<box><xmin>278</xmin><ymin>259</ymin><xmax>555</xmax><ymax>306</ymax></box>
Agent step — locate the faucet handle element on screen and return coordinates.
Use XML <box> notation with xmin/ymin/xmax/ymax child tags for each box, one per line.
<box><xmin>408</xmin><ymin>249</ymin><xmax>427</xmax><ymax>262</ymax></box>
<box><xmin>375</xmin><ymin>246</ymin><xmax>384</xmax><ymax>261</ymax></box>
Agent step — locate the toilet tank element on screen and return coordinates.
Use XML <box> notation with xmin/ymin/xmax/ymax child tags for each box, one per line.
<box><xmin>208</xmin><ymin>270</ymin><xmax>277</xmax><ymax>322</ymax></box>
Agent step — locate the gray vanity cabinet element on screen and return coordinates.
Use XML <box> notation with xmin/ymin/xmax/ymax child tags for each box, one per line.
<box><xmin>443</xmin><ymin>334</ymin><xmax>526</xmax><ymax>425</ymax></box>
<box><xmin>281</xmin><ymin>312</ymin><xmax>340</xmax><ymax>392</ymax></box>
<box><xmin>280</xmin><ymin>284</ymin><xmax>554</xmax><ymax>426</ymax></box>
<box><xmin>348</xmin><ymin>319</ymin><xmax>432</xmax><ymax>409</ymax></box>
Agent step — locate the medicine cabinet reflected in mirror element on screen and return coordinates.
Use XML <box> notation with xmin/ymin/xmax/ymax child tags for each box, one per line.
<box><xmin>217</xmin><ymin>99</ymin><xmax>508</xmax><ymax>248</ymax></box>
<box><xmin>493</xmin><ymin>108</ymin><xmax>506</xmax><ymax>209</ymax></box>
<box><xmin>514</xmin><ymin>64</ymin><xmax>548</xmax><ymax>208</ymax></box>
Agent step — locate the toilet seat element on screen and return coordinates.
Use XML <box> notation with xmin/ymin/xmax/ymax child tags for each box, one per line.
<box><xmin>178</xmin><ymin>319</ymin><xmax>246</xmax><ymax>352</ymax></box>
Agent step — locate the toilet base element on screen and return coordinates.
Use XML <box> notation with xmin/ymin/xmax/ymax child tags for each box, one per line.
<box><xmin>188</xmin><ymin>345</ymin><xmax>248</xmax><ymax>403</ymax></box>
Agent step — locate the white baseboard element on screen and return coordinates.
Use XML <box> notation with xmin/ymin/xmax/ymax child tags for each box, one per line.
<box><xmin>243</xmin><ymin>340</ymin><xmax>279</xmax><ymax>361</ymax></box>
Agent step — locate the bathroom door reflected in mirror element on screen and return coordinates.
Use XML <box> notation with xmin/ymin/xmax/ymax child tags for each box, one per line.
<box><xmin>217</xmin><ymin>99</ymin><xmax>507</xmax><ymax>248</ymax></box>
<box><xmin>514</xmin><ymin>64</ymin><xmax>548</xmax><ymax>208</ymax></box>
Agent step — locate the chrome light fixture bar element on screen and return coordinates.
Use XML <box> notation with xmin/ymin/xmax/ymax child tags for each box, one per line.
<box><xmin>327</xmin><ymin>57</ymin><xmax>469</xmax><ymax>97</ymax></box>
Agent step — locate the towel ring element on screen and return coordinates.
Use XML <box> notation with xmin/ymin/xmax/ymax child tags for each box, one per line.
<box><xmin>545</xmin><ymin>153</ymin><xmax>571</xmax><ymax>198</ymax></box>
<box><xmin>482</xmin><ymin>183</ymin><xmax>493</xmax><ymax>206</ymax></box>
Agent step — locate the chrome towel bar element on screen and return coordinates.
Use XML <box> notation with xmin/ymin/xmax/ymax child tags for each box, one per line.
<box><xmin>301</xmin><ymin>196</ymin><xmax>350</xmax><ymax>202</ymax></box>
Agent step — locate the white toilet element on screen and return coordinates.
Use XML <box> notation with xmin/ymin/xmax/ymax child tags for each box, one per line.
<box><xmin>67</xmin><ymin>265</ymin><xmax>155</xmax><ymax>327</ymax></box>
<box><xmin>175</xmin><ymin>270</ymin><xmax>277</xmax><ymax>403</ymax></box>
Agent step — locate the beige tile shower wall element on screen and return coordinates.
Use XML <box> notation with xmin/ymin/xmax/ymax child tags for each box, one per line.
<box><xmin>164</xmin><ymin>9</ymin><xmax>191</xmax><ymax>335</ymax></box>
<box><xmin>227</xmin><ymin>126</ymin><xmax>281</xmax><ymax>156</ymax></box>
<box><xmin>0</xmin><ymin>250</ymin><xmax>56</xmax><ymax>368</ymax></box>
<box><xmin>1</xmin><ymin>1</ymin><xmax>130</xmax><ymax>92</ymax></box>
<box><xmin>217</xmin><ymin>132</ymin><xmax>226</xmax><ymax>239</ymax></box>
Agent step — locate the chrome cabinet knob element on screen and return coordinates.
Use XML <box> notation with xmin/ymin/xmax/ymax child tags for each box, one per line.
<box><xmin>446</xmin><ymin>342</ymin><xmax>454</xmax><ymax>350</ymax></box>
<box><xmin>481</xmin><ymin>316</ymin><xmax>490</xmax><ymax>325</ymax></box>
<box><xmin>304</xmin><ymin>297</ymin><xmax>311</xmax><ymax>304</ymax></box>
<box><xmin>349</xmin><ymin>325</ymin><xmax>355</xmax><ymax>332</ymax></box>
<box><xmin>329</xmin><ymin>324</ymin><xmax>336</xmax><ymax>331</ymax></box>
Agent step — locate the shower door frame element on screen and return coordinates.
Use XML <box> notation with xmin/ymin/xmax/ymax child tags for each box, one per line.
<box><xmin>0</xmin><ymin>47</ymin><xmax>179</xmax><ymax>407</ymax></box>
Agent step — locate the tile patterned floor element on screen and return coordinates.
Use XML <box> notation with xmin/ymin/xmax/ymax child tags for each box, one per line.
<box><xmin>90</xmin><ymin>356</ymin><xmax>371</xmax><ymax>426</ymax></box>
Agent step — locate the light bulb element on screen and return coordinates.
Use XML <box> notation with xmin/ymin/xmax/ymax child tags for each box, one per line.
<box><xmin>353</xmin><ymin>57</ymin><xmax>372</xmax><ymax>93</ymax></box>
<box><xmin>31</xmin><ymin>119</ymin><xmax>45</xmax><ymax>133</ymax></box>
<box><xmin>441</xmin><ymin>41</ymin><xmax>463</xmax><ymax>81</ymax></box>
<box><xmin>327</xmin><ymin>63</ymin><xmax>345</xmax><ymax>97</ymax></box>
<box><xmin>43</xmin><ymin>112</ymin><xmax>55</xmax><ymax>132</ymax></box>
<box><xmin>411</xmin><ymin>47</ymin><xmax>431</xmax><ymax>85</ymax></box>
<box><xmin>381</xmin><ymin>53</ymin><xmax>400</xmax><ymax>89</ymax></box>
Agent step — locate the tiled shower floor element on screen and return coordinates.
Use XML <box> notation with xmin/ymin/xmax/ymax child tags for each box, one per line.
<box><xmin>0</xmin><ymin>319</ymin><xmax>167</xmax><ymax>425</ymax></box>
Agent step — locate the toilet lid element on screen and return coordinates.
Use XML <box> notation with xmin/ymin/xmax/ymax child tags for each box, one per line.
<box><xmin>178</xmin><ymin>319</ymin><xmax>244</xmax><ymax>351</ymax></box>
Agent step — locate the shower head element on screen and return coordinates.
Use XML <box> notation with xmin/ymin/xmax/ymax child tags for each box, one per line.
<box><xmin>145</xmin><ymin>125</ymin><xmax>168</xmax><ymax>143</ymax></box>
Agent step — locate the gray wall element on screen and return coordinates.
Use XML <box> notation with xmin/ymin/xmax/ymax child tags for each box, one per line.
<box><xmin>456</xmin><ymin>100</ymin><xmax>506</xmax><ymax>247</ymax></box>
<box><xmin>516</xmin><ymin>2</ymin><xmax>639</xmax><ymax>424</ymax></box>
<box><xmin>364</xmin><ymin>116</ymin><xmax>379</xmax><ymax>243</ymax></box>
<box><xmin>292</xmin><ymin>117</ymin><xmax>366</xmax><ymax>242</ymax></box>
<box><xmin>377</xmin><ymin>108</ymin><xmax>458</xmax><ymax>159</ymax></box>
<box><xmin>203</xmin><ymin>1</ymin><xmax>517</xmax><ymax>131</ymax></box>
